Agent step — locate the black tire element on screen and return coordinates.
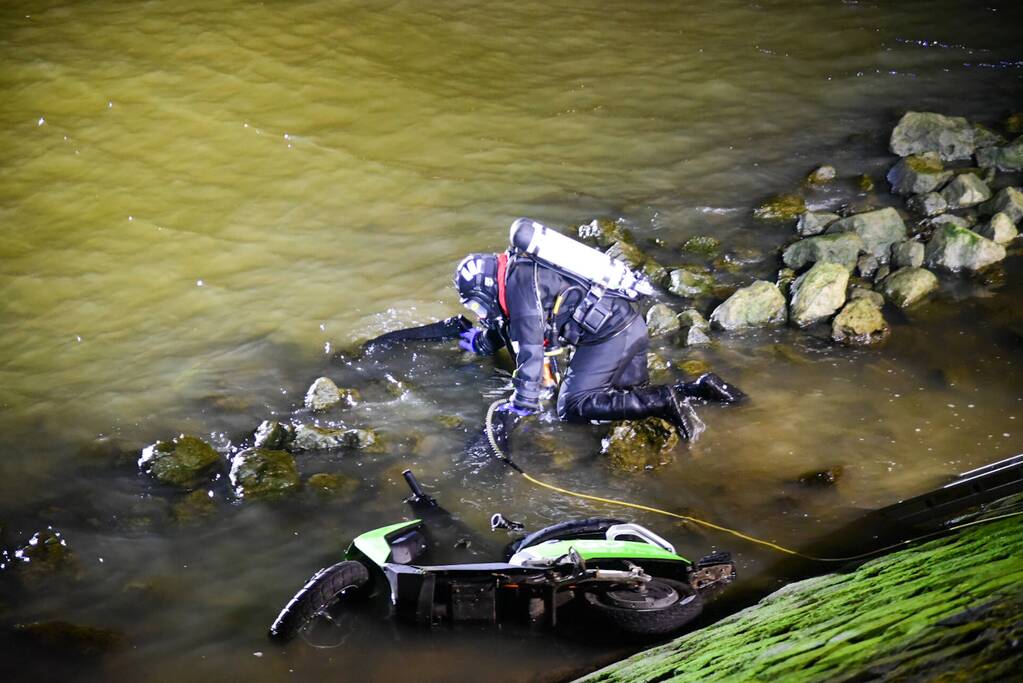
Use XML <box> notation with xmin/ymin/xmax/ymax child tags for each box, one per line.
<box><xmin>268</xmin><ymin>560</ymin><xmax>370</xmax><ymax>643</ymax></box>
<box><xmin>583</xmin><ymin>577</ymin><xmax>703</xmax><ymax>636</ymax></box>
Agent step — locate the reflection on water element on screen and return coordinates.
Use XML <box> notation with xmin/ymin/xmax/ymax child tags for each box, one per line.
<box><xmin>1</xmin><ymin>0</ymin><xmax>1022</xmax><ymax>680</ymax></box>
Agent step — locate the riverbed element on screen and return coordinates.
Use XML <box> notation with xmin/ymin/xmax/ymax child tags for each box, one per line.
<box><xmin>1</xmin><ymin>1</ymin><xmax>1022</xmax><ymax>680</ymax></box>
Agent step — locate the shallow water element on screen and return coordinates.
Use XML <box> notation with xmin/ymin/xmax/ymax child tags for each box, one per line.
<box><xmin>1</xmin><ymin>0</ymin><xmax>1022</xmax><ymax>680</ymax></box>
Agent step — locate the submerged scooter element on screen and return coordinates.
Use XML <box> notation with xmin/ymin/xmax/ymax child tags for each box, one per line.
<box><xmin>269</xmin><ymin>470</ymin><xmax>735</xmax><ymax>643</ymax></box>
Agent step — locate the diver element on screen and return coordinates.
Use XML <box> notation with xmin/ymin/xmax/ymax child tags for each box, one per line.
<box><xmin>454</xmin><ymin>218</ymin><xmax>744</xmax><ymax>440</ymax></box>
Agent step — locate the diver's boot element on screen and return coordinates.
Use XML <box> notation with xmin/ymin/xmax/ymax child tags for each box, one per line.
<box><xmin>676</xmin><ymin>372</ymin><xmax>747</xmax><ymax>404</ymax></box>
<box><xmin>569</xmin><ymin>386</ymin><xmax>705</xmax><ymax>441</ymax></box>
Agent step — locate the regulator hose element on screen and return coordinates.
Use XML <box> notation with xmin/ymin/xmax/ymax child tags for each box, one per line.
<box><xmin>484</xmin><ymin>399</ymin><xmax>1023</xmax><ymax>564</ymax></box>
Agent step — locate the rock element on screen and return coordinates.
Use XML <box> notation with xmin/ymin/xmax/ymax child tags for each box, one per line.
<box><xmin>805</xmin><ymin>165</ymin><xmax>836</xmax><ymax>185</ymax></box>
<box><xmin>880</xmin><ymin>267</ymin><xmax>939</xmax><ymax>307</ymax></box>
<box><xmin>601</xmin><ymin>418</ymin><xmax>679</xmax><ymax>472</ymax></box>
<box><xmin>677</xmin><ymin>308</ymin><xmax>709</xmax><ymax>331</ymax></box>
<box><xmin>12</xmin><ymin>529</ymin><xmax>75</xmax><ymax>580</ymax></box>
<box><xmin>12</xmin><ymin>621</ymin><xmax>126</xmax><ymax>657</ymax></box>
<box><xmin>782</xmin><ymin>232</ymin><xmax>863</xmax><ymax>271</ymax></box>
<box><xmin>605</xmin><ymin>240</ymin><xmax>646</xmax><ymax>269</ymax></box>
<box><xmin>1007</xmin><ymin>113</ymin><xmax>1023</xmax><ymax>135</ymax></box>
<box><xmin>304</xmin><ymin>377</ymin><xmax>359</xmax><ymax>411</ymax></box>
<box><xmin>171</xmin><ymin>490</ymin><xmax>217</xmax><ymax>525</ymax></box>
<box><xmin>229</xmin><ymin>448</ymin><xmax>300</xmax><ymax>500</ymax></box>
<box><xmin>980</xmin><ymin>187</ymin><xmax>1023</xmax><ymax>223</ymax></box>
<box><xmin>973</xmin><ymin>124</ymin><xmax>1006</xmax><ymax>149</ymax></box>
<box><xmin>646</xmin><ymin>304</ymin><xmax>681</xmax><ymax>337</ymax></box>
<box><xmin>857</xmin><ymin>174</ymin><xmax>875</xmax><ymax>192</ymax></box>
<box><xmin>827</xmin><ymin>208</ymin><xmax>907</xmax><ymax>260</ymax></box>
<box><xmin>849</xmin><ymin>286</ymin><xmax>885</xmax><ymax>308</ymax></box>
<box><xmin>436</xmin><ymin>414</ymin><xmax>465</xmax><ymax>429</ymax></box>
<box><xmin>683</xmin><ymin>326</ymin><xmax>711</xmax><ymax>346</ymax></box>
<box><xmin>290</xmin><ymin>424</ymin><xmax>380</xmax><ymax>451</ymax></box>
<box><xmin>796</xmin><ymin>211</ymin><xmax>840</xmax><ymax>237</ymax></box>
<box><xmin>892</xmin><ymin>240</ymin><xmax>925</xmax><ymax>268</ymax></box>
<box><xmin>976</xmin><ymin>213</ymin><xmax>1018</xmax><ymax>244</ymax></box>
<box><xmin>138</xmin><ymin>435</ymin><xmax>221</xmax><ymax>489</ymax></box>
<box><xmin>907</xmin><ymin>192</ymin><xmax>948</xmax><ymax>217</ymax></box>
<box><xmin>886</xmin><ymin>153</ymin><xmax>953</xmax><ymax>195</ymax></box>
<box><xmin>873</xmin><ymin>264</ymin><xmax>890</xmax><ymax>284</ymax></box>
<box><xmin>776</xmin><ymin>268</ymin><xmax>797</xmax><ymax>297</ymax></box>
<box><xmin>254</xmin><ymin>420</ymin><xmax>292</xmax><ymax>450</ymax></box>
<box><xmin>940</xmin><ymin>173</ymin><xmax>992</xmax><ymax>209</ymax></box>
<box><xmin>925</xmin><ymin>224</ymin><xmax>1006</xmax><ymax>272</ymax></box>
<box><xmin>796</xmin><ymin>467</ymin><xmax>844</xmax><ymax>487</ymax></box>
<box><xmin>831</xmin><ymin>299</ymin><xmax>889</xmax><ymax>345</ymax></box>
<box><xmin>930</xmin><ymin>213</ymin><xmax>974</xmax><ymax>230</ymax></box>
<box><xmin>976</xmin><ymin>135</ymin><xmax>1023</xmax><ymax>172</ymax></box>
<box><xmin>306</xmin><ymin>473</ymin><xmax>359</xmax><ymax>497</ymax></box>
<box><xmin>668</xmin><ymin>266</ymin><xmax>715</xmax><ymax>298</ymax></box>
<box><xmin>889</xmin><ymin>111</ymin><xmax>975</xmax><ymax>161</ymax></box>
<box><xmin>709</xmin><ymin>281</ymin><xmax>787</xmax><ymax>330</ymax></box>
<box><xmin>646</xmin><ymin>352</ymin><xmax>671</xmax><ymax>374</ymax></box>
<box><xmin>680</xmin><ymin>235</ymin><xmax>721</xmax><ymax>256</ymax></box>
<box><xmin>578</xmin><ymin>218</ymin><xmax>635</xmax><ymax>248</ymax></box>
<box><xmin>753</xmin><ymin>194</ymin><xmax>806</xmax><ymax>221</ymax></box>
<box><xmin>641</xmin><ymin>260</ymin><xmax>670</xmax><ymax>288</ymax></box>
<box><xmin>680</xmin><ymin>360</ymin><xmax>711</xmax><ymax>376</ymax></box>
<box><xmin>789</xmin><ymin>262</ymin><xmax>850</xmax><ymax>327</ymax></box>
<box><xmin>856</xmin><ymin>254</ymin><xmax>879</xmax><ymax>279</ymax></box>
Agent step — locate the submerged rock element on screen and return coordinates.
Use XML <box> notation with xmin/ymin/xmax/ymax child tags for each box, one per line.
<box><xmin>907</xmin><ymin>192</ymin><xmax>948</xmax><ymax>217</ymax></box>
<box><xmin>796</xmin><ymin>211</ymin><xmax>840</xmax><ymax>237</ymax></box>
<box><xmin>980</xmin><ymin>186</ymin><xmax>1023</xmax><ymax>223</ymax></box>
<box><xmin>886</xmin><ymin>153</ymin><xmax>953</xmax><ymax>195</ymax></box>
<box><xmin>12</xmin><ymin>621</ymin><xmax>126</xmax><ymax>657</ymax></box>
<box><xmin>138</xmin><ymin>435</ymin><xmax>221</xmax><ymax>489</ymax></box>
<box><xmin>709</xmin><ymin>281</ymin><xmax>787</xmax><ymax>330</ymax></box>
<box><xmin>229</xmin><ymin>448</ymin><xmax>300</xmax><ymax>500</ymax></box>
<box><xmin>680</xmin><ymin>235</ymin><xmax>721</xmax><ymax>257</ymax></box>
<box><xmin>805</xmin><ymin>165</ymin><xmax>836</xmax><ymax>185</ymax></box>
<box><xmin>796</xmin><ymin>467</ymin><xmax>844</xmax><ymax>487</ymax></box>
<box><xmin>940</xmin><ymin>173</ymin><xmax>992</xmax><ymax>209</ymax></box>
<box><xmin>789</xmin><ymin>262</ymin><xmax>849</xmax><ymax>327</ymax></box>
<box><xmin>857</xmin><ymin>174</ymin><xmax>875</xmax><ymax>192</ymax></box>
<box><xmin>290</xmin><ymin>424</ymin><xmax>380</xmax><ymax>451</ymax></box>
<box><xmin>306</xmin><ymin>472</ymin><xmax>359</xmax><ymax>498</ymax></box>
<box><xmin>171</xmin><ymin>490</ymin><xmax>217</xmax><ymax>525</ymax></box>
<box><xmin>601</xmin><ymin>418</ymin><xmax>679</xmax><ymax>472</ymax></box>
<box><xmin>976</xmin><ymin>213</ymin><xmax>1018</xmax><ymax>244</ymax></box>
<box><xmin>578</xmin><ymin>218</ymin><xmax>635</xmax><ymax>249</ymax></box>
<box><xmin>782</xmin><ymin>232</ymin><xmax>863</xmax><ymax>271</ymax></box>
<box><xmin>753</xmin><ymin>194</ymin><xmax>806</xmax><ymax>221</ymax></box>
<box><xmin>646</xmin><ymin>304</ymin><xmax>680</xmax><ymax>337</ymax></box>
<box><xmin>832</xmin><ymin>299</ymin><xmax>889</xmax><ymax>345</ymax></box>
<box><xmin>828</xmin><ymin>208</ymin><xmax>907</xmax><ymax>260</ymax></box>
<box><xmin>12</xmin><ymin>529</ymin><xmax>75</xmax><ymax>580</ymax></box>
<box><xmin>668</xmin><ymin>266</ymin><xmax>715</xmax><ymax>298</ymax></box>
<box><xmin>881</xmin><ymin>267</ymin><xmax>939</xmax><ymax>308</ymax></box>
<box><xmin>889</xmin><ymin>111</ymin><xmax>975</xmax><ymax>161</ymax></box>
<box><xmin>925</xmin><ymin>224</ymin><xmax>1006</xmax><ymax>272</ymax></box>
<box><xmin>892</xmin><ymin>240</ymin><xmax>925</xmax><ymax>268</ymax></box>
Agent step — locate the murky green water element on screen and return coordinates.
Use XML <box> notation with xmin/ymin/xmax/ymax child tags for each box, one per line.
<box><xmin>1</xmin><ymin>0</ymin><xmax>1022</xmax><ymax>680</ymax></box>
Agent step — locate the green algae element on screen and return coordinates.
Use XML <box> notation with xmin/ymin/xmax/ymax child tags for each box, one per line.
<box><xmin>754</xmin><ymin>194</ymin><xmax>807</xmax><ymax>222</ymax></box>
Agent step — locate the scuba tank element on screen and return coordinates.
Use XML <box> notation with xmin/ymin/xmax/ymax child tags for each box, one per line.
<box><xmin>509</xmin><ymin>218</ymin><xmax>653</xmax><ymax>300</ymax></box>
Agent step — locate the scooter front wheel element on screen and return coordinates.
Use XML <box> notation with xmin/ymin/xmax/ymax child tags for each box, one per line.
<box><xmin>583</xmin><ymin>577</ymin><xmax>702</xmax><ymax>636</ymax></box>
<box><xmin>268</xmin><ymin>560</ymin><xmax>370</xmax><ymax>643</ymax></box>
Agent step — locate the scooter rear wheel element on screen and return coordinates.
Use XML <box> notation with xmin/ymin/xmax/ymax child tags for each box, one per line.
<box><xmin>268</xmin><ymin>560</ymin><xmax>370</xmax><ymax>643</ymax></box>
<box><xmin>583</xmin><ymin>577</ymin><xmax>702</xmax><ymax>636</ymax></box>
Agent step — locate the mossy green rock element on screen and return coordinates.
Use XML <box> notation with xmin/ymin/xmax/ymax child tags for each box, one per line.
<box><xmin>789</xmin><ymin>262</ymin><xmax>849</xmax><ymax>327</ymax></box>
<box><xmin>940</xmin><ymin>172</ymin><xmax>992</xmax><ymax>209</ymax></box>
<box><xmin>579</xmin><ymin>218</ymin><xmax>635</xmax><ymax>248</ymax></box>
<box><xmin>709</xmin><ymin>281</ymin><xmax>786</xmax><ymax>331</ymax></box>
<box><xmin>886</xmin><ymin>152</ymin><xmax>953</xmax><ymax>195</ymax></box>
<box><xmin>925</xmin><ymin>225</ymin><xmax>1006</xmax><ymax>272</ymax></box>
<box><xmin>254</xmin><ymin>420</ymin><xmax>293</xmax><ymax>450</ymax></box>
<box><xmin>171</xmin><ymin>490</ymin><xmax>217</xmax><ymax>525</ymax></box>
<box><xmin>138</xmin><ymin>435</ymin><xmax>221</xmax><ymax>489</ymax></box>
<box><xmin>980</xmin><ymin>186</ymin><xmax>1023</xmax><ymax>223</ymax></box>
<box><xmin>827</xmin><ymin>208</ymin><xmax>907</xmax><ymax>260</ymax></box>
<box><xmin>680</xmin><ymin>235</ymin><xmax>721</xmax><ymax>257</ymax></box>
<box><xmin>881</xmin><ymin>267</ymin><xmax>939</xmax><ymax>308</ymax></box>
<box><xmin>306</xmin><ymin>472</ymin><xmax>359</xmax><ymax>497</ymax></box>
<box><xmin>889</xmin><ymin>111</ymin><xmax>975</xmax><ymax>160</ymax></box>
<box><xmin>14</xmin><ymin>529</ymin><xmax>75</xmax><ymax>580</ymax></box>
<box><xmin>576</xmin><ymin>513</ymin><xmax>1023</xmax><ymax>683</ymax></box>
<box><xmin>229</xmin><ymin>448</ymin><xmax>300</xmax><ymax>500</ymax></box>
<box><xmin>12</xmin><ymin>621</ymin><xmax>126</xmax><ymax>657</ymax></box>
<box><xmin>668</xmin><ymin>266</ymin><xmax>715</xmax><ymax>298</ymax></box>
<box><xmin>848</xmin><ymin>286</ymin><xmax>885</xmax><ymax>308</ymax></box>
<box><xmin>753</xmin><ymin>194</ymin><xmax>806</xmax><ymax>221</ymax></box>
<box><xmin>601</xmin><ymin>418</ymin><xmax>678</xmax><ymax>472</ymax></box>
<box><xmin>646</xmin><ymin>304</ymin><xmax>680</xmax><ymax>337</ymax></box>
<box><xmin>782</xmin><ymin>232</ymin><xmax>863</xmax><ymax>271</ymax></box>
<box><xmin>605</xmin><ymin>240</ymin><xmax>647</xmax><ymax>269</ymax></box>
<box><xmin>832</xmin><ymin>298</ymin><xmax>889</xmax><ymax>345</ymax></box>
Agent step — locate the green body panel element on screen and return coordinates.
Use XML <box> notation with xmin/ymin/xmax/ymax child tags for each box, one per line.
<box><xmin>349</xmin><ymin>519</ymin><xmax>421</xmax><ymax>566</ymax></box>
<box><xmin>523</xmin><ymin>539</ymin><xmax>690</xmax><ymax>564</ymax></box>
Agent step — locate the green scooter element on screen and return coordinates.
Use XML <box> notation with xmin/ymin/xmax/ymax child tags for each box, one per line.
<box><xmin>269</xmin><ymin>470</ymin><xmax>735</xmax><ymax>643</ymax></box>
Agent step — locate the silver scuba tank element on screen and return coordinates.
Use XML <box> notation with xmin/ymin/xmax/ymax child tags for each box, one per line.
<box><xmin>508</xmin><ymin>218</ymin><xmax>653</xmax><ymax>299</ymax></box>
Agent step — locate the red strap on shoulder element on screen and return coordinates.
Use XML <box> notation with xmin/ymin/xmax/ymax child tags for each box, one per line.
<box><xmin>496</xmin><ymin>252</ymin><xmax>510</xmax><ymax>316</ymax></box>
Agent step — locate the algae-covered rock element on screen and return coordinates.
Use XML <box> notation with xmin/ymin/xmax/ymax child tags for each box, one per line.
<box><xmin>832</xmin><ymin>299</ymin><xmax>889</xmax><ymax>345</ymax></box>
<box><xmin>646</xmin><ymin>352</ymin><xmax>671</xmax><ymax>374</ymax></box>
<box><xmin>975</xmin><ymin>213</ymin><xmax>1017</xmax><ymax>245</ymax></box>
<box><xmin>753</xmin><ymin>194</ymin><xmax>806</xmax><ymax>221</ymax></box>
<box><xmin>436</xmin><ymin>414</ymin><xmax>465</xmax><ymax>429</ymax></box>
<box><xmin>304</xmin><ymin>376</ymin><xmax>341</xmax><ymax>411</ymax></box>
<box><xmin>668</xmin><ymin>266</ymin><xmax>715</xmax><ymax>298</ymax></box>
<box><xmin>229</xmin><ymin>448</ymin><xmax>300</xmax><ymax>500</ymax></box>
<box><xmin>578</xmin><ymin>218</ymin><xmax>634</xmax><ymax>248</ymax></box>
<box><xmin>980</xmin><ymin>186</ymin><xmax>1023</xmax><ymax>223</ymax></box>
<box><xmin>171</xmin><ymin>490</ymin><xmax>217</xmax><ymax>525</ymax></box>
<box><xmin>892</xmin><ymin>239</ymin><xmax>925</xmax><ymax>268</ymax></box>
<box><xmin>849</xmin><ymin>286</ymin><xmax>885</xmax><ymax>308</ymax></box>
<box><xmin>795</xmin><ymin>211</ymin><xmax>839</xmax><ymax>237</ymax></box>
<box><xmin>972</xmin><ymin>123</ymin><xmax>1006</xmax><ymax>149</ymax></box>
<box><xmin>12</xmin><ymin>529</ymin><xmax>75</xmax><ymax>580</ymax></box>
<box><xmin>605</xmin><ymin>240</ymin><xmax>646</xmax><ymax>269</ymax></box>
<box><xmin>805</xmin><ymin>165</ymin><xmax>836</xmax><ymax>185</ymax></box>
<box><xmin>709</xmin><ymin>281</ymin><xmax>787</xmax><ymax>330</ymax></box>
<box><xmin>306</xmin><ymin>472</ymin><xmax>359</xmax><ymax>497</ymax></box>
<box><xmin>930</xmin><ymin>213</ymin><xmax>974</xmax><ymax>230</ymax></box>
<box><xmin>600</xmin><ymin>418</ymin><xmax>679</xmax><ymax>472</ymax></box>
<box><xmin>677</xmin><ymin>308</ymin><xmax>709</xmax><ymax>331</ymax></box>
<box><xmin>253</xmin><ymin>420</ymin><xmax>293</xmax><ymax>450</ymax></box>
<box><xmin>290</xmin><ymin>424</ymin><xmax>379</xmax><ymax>451</ymax></box>
<box><xmin>789</xmin><ymin>262</ymin><xmax>849</xmax><ymax>327</ymax></box>
<box><xmin>857</xmin><ymin>174</ymin><xmax>875</xmax><ymax>192</ymax></box>
<box><xmin>976</xmin><ymin>135</ymin><xmax>1023</xmax><ymax>172</ymax></box>
<box><xmin>856</xmin><ymin>254</ymin><xmax>879</xmax><ymax>279</ymax></box>
<box><xmin>682</xmin><ymin>327</ymin><xmax>711</xmax><ymax>346</ymax></box>
<box><xmin>680</xmin><ymin>235</ymin><xmax>721</xmax><ymax>257</ymax></box>
<box><xmin>907</xmin><ymin>191</ymin><xmax>948</xmax><ymax>217</ymax></box>
<box><xmin>138</xmin><ymin>435</ymin><xmax>221</xmax><ymax>489</ymax></box>
<box><xmin>641</xmin><ymin>260</ymin><xmax>669</xmax><ymax>288</ymax></box>
<box><xmin>646</xmin><ymin>304</ymin><xmax>680</xmax><ymax>337</ymax></box>
<box><xmin>886</xmin><ymin>152</ymin><xmax>953</xmax><ymax>195</ymax></box>
<box><xmin>827</xmin><ymin>208</ymin><xmax>907</xmax><ymax>260</ymax></box>
<box><xmin>941</xmin><ymin>173</ymin><xmax>992</xmax><ymax>209</ymax></box>
<box><xmin>679</xmin><ymin>360</ymin><xmax>711</xmax><ymax>376</ymax></box>
<box><xmin>782</xmin><ymin>232</ymin><xmax>863</xmax><ymax>271</ymax></box>
<box><xmin>925</xmin><ymin>224</ymin><xmax>1006</xmax><ymax>272</ymax></box>
<box><xmin>889</xmin><ymin>111</ymin><xmax>975</xmax><ymax>160</ymax></box>
<box><xmin>12</xmin><ymin>621</ymin><xmax>126</xmax><ymax>657</ymax></box>
<box><xmin>881</xmin><ymin>267</ymin><xmax>939</xmax><ymax>308</ymax></box>
<box><xmin>776</xmin><ymin>268</ymin><xmax>796</xmax><ymax>297</ymax></box>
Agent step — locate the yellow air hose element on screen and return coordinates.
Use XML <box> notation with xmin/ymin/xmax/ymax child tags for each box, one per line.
<box><xmin>484</xmin><ymin>399</ymin><xmax>1023</xmax><ymax>563</ymax></box>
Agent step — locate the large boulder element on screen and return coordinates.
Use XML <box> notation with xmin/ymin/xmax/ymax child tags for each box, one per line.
<box><xmin>886</xmin><ymin>153</ymin><xmax>953</xmax><ymax>195</ymax></box>
<box><xmin>925</xmin><ymin>225</ymin><xmax>1007</xmax><ymax>272</ymax></box>
<box><xmin>796</xmin><ymin>211</ymin><xmax>840</xmax><ymax>237</ymax></box>
<box><xmin>138</xmin><ymin>435</ymin><xmax>221</xmax><ymax>489</ymax></box>
<box><xmin>709</xmin><ymin>281</ymin><xmax>787</xmax><ymax>330</ymax></box>
<box><xmin>827</xmin><ymin>208</ymin><xmax>907</xmax><ymax>260</ymax></box>
<box><xmin>290</xmin><ymin>424</ymin><xmax>379</xmax><ymax>451</ymax></box>
<box><xmin>646</xmin><ymin>304</ymin><xmax>680</xmax><ymax>337</ymax></box>
<box><xmin>753</xmin><ymin>194</ymin><xmax>806</xmax><ymax>221</ymax></box>
<box><xmin>229</xmin><ymin>448</ymin><xmax>300</xmax><ymax>500</ymax></box>
<box><xmin>907</xmin><ymin>192</ymin><xmax>947</xmax><ymax>217</ymax></box>
<box><xmin>976</xmin><ymin>213</ymin><xmax>1018</xmax><ymax>244</ymax></box>
<box><xmin>832</xmin><ymin>299</ymin><xmax>889</xmax><ymax>346</ymax></box>
<box><xmin>789</xmin><ymin>262</ymin><xmax>849</xmax><ymax>327</ymax></box>
<box><xmin>892</xmin><ymin>240</ymin><xmax>925</xmax><ymax>268</ymax></box>
<box><xmin>980</xmin><ymin>187</ymin><xmax>1023</xmax><ymax>223</ymax></box>
<box><xmin>668</xmin><ymin>266</ymin><xmax>715</xmax><ymax>298</ymax></box>
<box><xmin>940</xmin><ymin>173</ymin><xmax>992</xmax><ymax>209</ymax></box>
<box><xmin>880</xmin><ymin>267</ymin><xmax>939</xmax><ymax>308</ymax></box>
<box><xmin>976</xmin><ymin>135</ymin><xmax>1023</xmax><ymax>172</ymax></box>
<box><xmin>889</xmin><ymin>111</ymin><xmax>975</xmax><ymax>161</ymax></box>
<box><xmin>601</xmin><ymin>418</ymin><xmax>681</xmax><ymax>472</ymax></box>
<box><xmin>782</xmin><ymin>232</ymin><xmax>863</xmax><ymax>271</ymax></box>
